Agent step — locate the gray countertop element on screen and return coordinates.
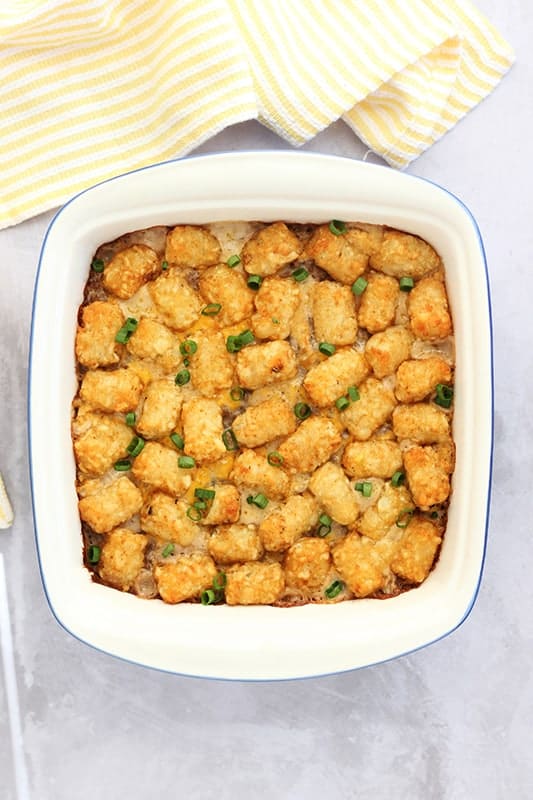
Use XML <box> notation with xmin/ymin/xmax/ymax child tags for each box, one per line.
<box><xmin>1</xmin><ymin>2</ymin><xmax>531</xmax><ymax>798</ymax></box>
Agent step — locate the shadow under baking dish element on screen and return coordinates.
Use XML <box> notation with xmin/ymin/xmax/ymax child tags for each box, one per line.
<box><xmin>29</xmin><ymin>151</ymin><xmax>493</xmax><ymax>681</ymax></box>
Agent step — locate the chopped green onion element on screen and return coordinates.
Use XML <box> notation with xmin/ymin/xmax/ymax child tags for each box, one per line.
<box><xmin>201</xmin><ymin>303</ymin><xmax>222</xmax><ymax>316</ymax></box>
<box><xmin>87</xmin><ymin>545</ymin><xmax>101</xmax><ymax>564</ymax></box>
<box><xmin>238</xmin><ymin>329</ymin><xmax>254</xmax><ymax>346</ymax></box>
<box><xmin>195</xmin><ymin>488</ymin><xmax>216</xmax><ymax>501</ymax></box>
<box><xmin>430</xmin><ymin>510</ymin><xmax>440</xmax><ymax>519</ymax></box>
<box><xmin>317</xmin><ymin>512</ymin><xmax>332</xmax><ymax>537</ymax></box>
<box><xmin>193</xmin><ymin>500</ymin><xmax>207</xmax><ymax>512</ymax></box>
<box><xmin>169</xmin><ymin>432</ymin><xmax>184</xmax><ymax>450</ymax></box>
<box><xmin>355</xmin><ymin>481</ymin><xmax>373</xmax><ymax>497</ymax></box>
<box><xmin>226</xmin><ymin>330</ymin><xmax>254</xmax><ymax>353</ymax></box>
<box><xmin>271</xmin><ymin>317</ymin><xmax>280</xmax><ymax>325</ymax></box>
<box><xmin>434</xmin><ymin>384</ymin><xmax>454</xmax><ymax>409</ymax></box>
<box><xmin>91</xmin><ymin>257</ymin><xmax>105</xmax><ymax>273</ymax></box>
<box><xmin>226</xmin><ymin>254</ymin><xmax>241</xmax><ymax>267</ymax></box>
<box><xmin>325</xmin><ymin>580</ymin><xmax>345</xmax><ymax>599</ymax></box>
<box><xmin>292</xmin><ymin>267</ymin><xmax>309</xmax><ymax>282</ymax></box>
<box><xmin>347</xmin><ymin>386</ymin><xmax>360</xmax><ymax>402</ymax></box>
<box><xmin>247</xmin><ymin>274</ymin><xmax>262</xmax><ymax>290</ymax></box>
<box><xmin>126</xmin><ymin>436</ymin><xmax>145</xmax><ymax>457</ymax></box>
<box><xmin>175</xmin><ymin>369</ymin><xmax>190</xmax><ymax>386</ymax></box>
<box><xmin>178</xmin><ymin>455</ymin><xmax>196</xmax><ymax>469</ymax></box>
<box><xmin>201</xmin><ymin>589</ymin><xmax>216</xmax><ymax>605</ymax></box>
<box><xmin>391</xmin><ymin>471</ymin><xmax>405</xmax><ymax>487</ymax></box>
<box><xmin>246</xmin><ymin>493</ymin><xmax>269</xmax><ymax>509</ymax></box>
<box><xmin>230</xmin><ymin>386</ymin><xmax>245</xmax><ymax>401</ymax></box>
<box><xmin>318</xmin><ymin>342</ymin><xmax>336</xmax><ymax>357</ymax></box>
<box><xmin>115</xmin><ymin>317</ymin><xmax>138</xmax><ymax>343</ymax></box>
<box><xmin>351</xmin><ymin>277</ymin><xmax>368</xmax><ymax>296</ymax></box>
<box><xmin>113</xmin><ymin>458</ymin><xmax>131</xmax><ymax>471</ymax></box>
<box><xmin>222</xmin><ymin>428</ymin><xmax>238</xmax><ymax>451</ymax></box>
<box><xmin>162</xmin><ymin>543</ymin><xmax>174</xmax><ymax>558</ymax></box>
<box><xmin>187</xmin><ymin>506</ymin><xmax>203</xmax><ymax>521</ymax></box>
<box><xmin>294</xmin><ymin>402</ymin><xmax>311</xmax><ymax>420</ymax></box>
<box><xmin>161</xmin><ymin>260</ymin><xmax>169</xmax><ymax>271</ymax></box>
<box><xmin>329</xmin><ymin>220</ymin><xmax>347</xmax><ymax>236</ymax></box>
<box><xmin>335</xmin><ymin>395</ymin><xmax>350</xmax><ymax>411</ymax></box>
<box><xmin>396</xmin><ymin>508</ymin><xmax>414</xmax><ymax>528</ymax></box>
<box><xmin>125</xmin><ymin>412</ymin><xmax>136</xmax><ymax>427</ymax></box>
<box><xmin>180</xmin><ymin>340</ymin><xmax>197</xmax><ymax>356</ymax></box>
<box><xmin>213</xmin><ymin>572</ymin><xmax>227</xmax><ymax>591</ymax></box>
<box><xmin>267</xmin><ymin>451</ymin><xmax>284</xmax><ymax>467</ymax></box>
<box><xmin>399</xmin><ymin>277</ymin><xmax>414</xmax><ymax>292</ymax></box>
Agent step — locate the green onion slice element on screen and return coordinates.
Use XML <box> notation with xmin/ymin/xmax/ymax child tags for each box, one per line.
<box><xmin>238</xmin><ymin>329</ymin><xmax>254</xmax><ymax>346</ymax></box>
<box><xmin>113</xmin><ymin>458</ymin><xmax>131</xmax><ymax>471</ymax></box>
<box><xmin>169</xmin><ymin>432</ymin><xmax>184</xmax><ymax>450</ymax></box>
<box><xmin>430</xmin><ymin>510</ymin><xmax>440</xmax><ymax>519</ymax></box>
<box><xmin>329</xmin><ymin>220</ymin><xmax>347</xmax><ymax>236</ymax></box>
<box><xmin>194</xmin><ymin>488</ymin><xmax>216</xmax><ymax>501</ymax></box>
<box><xmin>201</xmin><ymin>589</ymin><xmax>216</xmax><ymax>605</ymax></box>
<box><xmin>213</xmin><ymin>572</ymin><xmax>227</xmax><ymax>591</ymax></box>
<box><xmin>399</xmin><ymin>276</ymin><xmax>415</xmax><ymax>292</ymax></box>
<box><xmin>222</xmin><ymin>428</ymin><xmax>238</xmax><ymax>451</ymax></box>
<box><xmin>325</xmin><ymin>580</ymin><xmax>345</xmax><ymax>599</ymax></box>
<box><xmin>161</xmin><ymin>543</ymin><xmax>175</xmax><ymax>558</ymax></box>
<box><xmin>247</xmin><ymin>274</ymin><xmax>262</xmax><ymax>290</ymax></box>
<box><xmin>391</xmin><ymin>470</ymin><xmax>405</xmax><ymax>487</ymax></box>
<box><xmin>347</xmin><ymin>385</ymin><xmax>360</xmax><ymax>402</ymax></box>
<box><xmin>355</xmin><ymin>481</ymin><xmax>373</xmax><ymax>497</ymax></box>
<box><xmin>115</xmin><ymin>317</ymin><xmax>138</xmax><ymax>343</ymax></box>
<box><xmin>230</xmin><ymin>386</ymin><xmax>245</xmax><ymax>401</ymax></box>
<box><xmin>318</xmin><ymin>342</ymin><xmax>336</xmax><ymax>357</ymax></box>
<box><xmin>87</xmin><ymin>545</ymin><xmax>101</xmax><ymax>564</ymax></box>
<box><xmin>187</xmin><ymin>506</ymin><xmax>203</xmax><ymax>521</ymax></box>
<box><xmin>180</xmin><ymin>339</ymin><xmax>197</xmax><ymax>356</ymax></box>
<box><xmin>193</xmin><ymin>500</ymin><xmax>207</xmax><ymax>511</ymax></box>
<box><xmin>226</xmin><ymin>330</ymin><xmax>254</xmax><ymax>353</ymax></box>
<box><xmin>91</xmin><ymin>257</ymin><xmax>105</xmax><ymax>273</ymax></box>
<box><xmin>161</xmin><ymin>260</ymin><xmax>169</xmax><ymax>271</ymax></box>
<box><xmin>434</xmin><ymin>384</ymin><xmax>454</xmax><ymax>409</ymax></box>
<box><xmin>351</xmin><ymin>277</ymin><xmax>368</xmax><ymax>296</ymax></box>
<box><xmin>126</xmin><ymin>436</ymin><xmax>145</xmax><ymax>457</ymax></box>
<box><xmin>246</xmin><ymin>493</ymin><xmax>269</xmax><ymax>509</ymax></box>
<box><xmin>294</xmin><ymin>402</ymin><xmax>311</xmax><ymax>420</ymax></box>
<box><xmin>201</xmin><ymin>303</ymin><xmax>222</xmax><ymax>316</ymax></box>
<box><xmin>317</xmin><ymin>512</ymin><xmax>332</xmax><ymax>537</ymax></box>
<box><xmin>226</xmin><ymin>254</ymin><xmax>241</xmax><ymax>267</ymax></box>
<box><xmin>267</xmin><ymin>451</ymin><xmax>284</xmax><ymax>467</ymax></box>
<box><xmin>335</xmin><ymin>395</ymin><xmax>350</xmax><ymax>411</ymax></box>
<box><xmin>396</xmin><ymin>508</ymin><xmax>414</xmax><ymax>528</ymax></box>
<box><xmin>125</xmin><ymin>412</ymin><xmax>136</xmax><ymax>426</ymax></box>
<box><xmin>175</xmin><ymin>369</ymin><xmax>190</xmax><ymax>386</ymax></box>
<box><xmin>292</xmin><ymin>267</ymin><xmax>309</xmax><ymax>282</ymax></box>
<box><xmin>178</xmin><ymin>455</ymin><xmax>196</xmax><ymax>469</ymax></box>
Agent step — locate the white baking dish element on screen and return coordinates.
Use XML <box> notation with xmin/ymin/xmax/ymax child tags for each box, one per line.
<box><xmin>29</xmin><ymin>152</ymin><xmax>492</xmax><ymax>680</ymax></box>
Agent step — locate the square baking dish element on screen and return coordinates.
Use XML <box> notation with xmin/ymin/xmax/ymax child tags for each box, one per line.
<box><xmin>29</xmin><ymin>151</ymin><xmax>492</xmax><ymax>680</ymax></box>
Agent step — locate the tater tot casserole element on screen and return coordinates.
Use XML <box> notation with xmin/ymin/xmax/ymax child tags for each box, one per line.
<box><xmin>72</xmin><ymin>219</ymin><xmax>455</xmax><ymax>607</ymax></box>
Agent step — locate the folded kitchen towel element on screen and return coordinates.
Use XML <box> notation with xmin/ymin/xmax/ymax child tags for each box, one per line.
<box><xmin>0</xmin><ymin>0</ymin><xmax>514</xmax><ymax>229</ymax></box>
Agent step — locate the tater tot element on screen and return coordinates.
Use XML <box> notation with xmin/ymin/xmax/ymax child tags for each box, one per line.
<box><xmin>303</xmin><ymin>349</ymin><xmax>369</xmax><ymax>408</ymax></box>
<box><xmin>191</xmin><ymin>331</ymin><xmax>234</xmax><ymax>398</ymax></box>
<box><xmin>236</xmin><ymin>340</ymin><xmax>297</xmax><ymax>390</ymax></box>
<box><xmin>132</xmin><ymin>441</ymin><xmax>192</xmax><ymax>497</ymax></box>
<box><xmin>75</xmin><ymin>301</ymin><xmax>124</xmax><ymax>369</ymax></box>
<box><xmin>252</xmin><ymin>277</ymin><xmax>300</xmax><ymax>340</ymax></box>
<box><xmin>154</xmin><ymin>554</ymin><xmax>218</xmax><ymax>603</ymax></box>
<box><xmin>149</xmin><ymin>270</ymin><xmax>201</xmax><ymax>330</ymax></box>
<box><xmin>407</xmin><ymin>276</ymin><xmax>452</xmax><ymax>341</ymax></box>
<box><xmin>232</xmin><ymin>396</ymin><xmax>296</xmax><ymax>448</ymax></box>
<box><xmin>165</xmin><ymin>225</ymin><xmax>221</xmax><ymax>268</ymax></box>
<box><xmin>242</xmin><ymin>222</ymin><xmax>302</xmax><ymax>276</ymax></box>
<box><xmin>365</xmin><ymin>326</ymin><xmax>413</xmax><ymax>378</ymax></box>
<box><xmin>278</xmin><ymin>417</ymin><xmax>343</xmax><ymax>474</ymax></box>
<box><xmin>140</xmin><ymin>492</ymin><xmax>199</xmax><ymax>545</ymax></box>
<box><xmin>395</xmin><ymin>357</ymin><xmax>452</xmax><ymax>403</ymax></box>
<box><xmin>391</xmin><ymin>516</ymin><xmax>442</xmax><ymax>583</ymax></box>
<box><xmin>181</xmin><ymin>397</ymin><xmax>226</xmax><ymax>464</ymax></box>
<box><xmin>358</xmin><ymin>482</ymin><xmax>414</xmax><ymax>541</ymax></box>
<box><xmin>103</xmin><ymin>244</ymin><xmax>160</xmax><ymax>299</ymax></box>
<box><xmin>230</xmin><ymin>449</ymin><xmax>290</xmax><ymax>500</ymax></box>
<box><xmin>97</xmin><ymin>528</ymin><xmax>147</xmax><ymax>591</ymax></box>
<box><xmin>308</xmin><ymin>462</ymin><xmax>359</xmax><ymax>525</ymax></box>
<box><xmin>358</xmin><ymin>273</ymin><xmax>399</xmax><ymax>333</ymax></box>
<box><xmin>369</xmin><ymin>231</ymin><xmax>440</xmax><ymax>279</ymax></box>
<box><xmin>403</xmin><ymin>445</ymin><xmax>451</xmax><ymax>508</ymax></box>
<box><xmin>208</xmin><ymin>524</ymin><xmax>263</xmax><ymax>564</ymax></box>
<box><xmin>312</xmin><ymin>281</ymin><xmax>358</xmax><ymax>346</ymax></box>
<box><xmin>259</xmin><ymin>494</ymin><xmax>318</xmax><ymax>552</ymax></box>
<box><xmin>198</xmin><ymin>264</ymin><xmax>254</xmax><ymax>326</ymax></box>
<box><xmin>80</xmin><ymin>368</ymin><xmax>144</xmax><ymax>414</ymax></box>
<box><xmin>225</xmin><ymin>562</ymin><xmax>285</xmax><ymax>605</ymax></box>
<box><xmin>332</xmin><ymin>532</ymin><xmax>389</xmax><ymax>597</ymax></box>
<box><xmin>342</xmin><ymin>439</ymin><xmax>403</xmax><ymax>480</ymax></box>
<box><xmin>74</xmin><ymin>414</ymin><xmax>133</xmax><ymax>476</ymax></box>
<box><xmin>305</xmin><ymin>225</ymin><xmax>378</xmax><ymax>284</ymax></box>
<box><xmin>392</xmin><ymin>403</ymin><xmax>450</xmax><ymax>444</ymax></box>
<box><xmin>340</xmin><ymin>377</ymin><xmax>396</xmax><ymax>440</ymax></box>
<box><xmin>126</xmin><ymin>318</ymin><xmax>181</xmax><ymax>371</ymax></box>
<box><xmin>136</xmin><ymin>379</ymin><xmax>183</xmax><ymax>439</ymax></box>
<box><xmin>200</xmin><ymin>484</ymin><xmax>241</xmax><ymax>526</ymax></box>
<box><xmin>284</xmin><ymin>538</ymin><xmax>331</xmax><ymax>593</ymax></box>
<box><xmin>78</xmin><ymin>476</ymin><xmax>143</xmax><ymax>533</ymax></box>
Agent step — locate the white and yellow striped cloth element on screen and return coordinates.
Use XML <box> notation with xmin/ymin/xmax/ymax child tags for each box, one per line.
<box><xmin>0</xmin><ymin>0</ymin><xmax>514</xmax><ymax>229</ymax></box>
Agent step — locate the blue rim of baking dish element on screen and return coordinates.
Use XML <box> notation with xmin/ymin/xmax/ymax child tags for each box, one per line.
<box><xmin>28</xmin><ymin>150</ymin><xmax>494</xmax><ymax>682</ymax></box>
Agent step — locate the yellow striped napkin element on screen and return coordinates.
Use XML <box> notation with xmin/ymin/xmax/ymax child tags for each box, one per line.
<box><xmin>0</xmin><ymin>0</ymin><xmax>513</xmax><ymax>229</ymax></box>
